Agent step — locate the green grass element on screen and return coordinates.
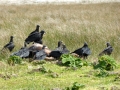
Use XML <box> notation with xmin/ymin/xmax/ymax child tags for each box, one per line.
<box><xmin>0</xmin><ymin>61</ymin><xmax>120</xmax><ymax>90</ymax></box>
<box><xmin>0</xmin><ymin>2</ymin><xmax>120</xmax><ymax>90</ymax></box>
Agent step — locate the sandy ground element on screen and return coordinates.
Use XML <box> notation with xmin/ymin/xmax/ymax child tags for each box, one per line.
<box><xmin>0</xmin><ymin>0</ymin><xmax>120</xmax><ymax>5</ymax></box>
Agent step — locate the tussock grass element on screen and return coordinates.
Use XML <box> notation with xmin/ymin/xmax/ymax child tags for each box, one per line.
<box><xmin>0</xmin><ymin>3</ymin><xmax>120</xmax><ymax>90</ymax></box>
<box><xmin>0</xmin><ymin>3</ymin><xmax>120</xmax><ymax>60</ymax></box>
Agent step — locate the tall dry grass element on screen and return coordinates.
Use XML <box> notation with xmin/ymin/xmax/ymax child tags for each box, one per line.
<box><xmin>0</xmin><ymin>3</ymin><xmax>120</xmax><ymax>60</ymax></box>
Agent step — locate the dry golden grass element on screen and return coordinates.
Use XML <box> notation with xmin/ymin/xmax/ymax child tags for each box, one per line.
<box><xmin>0</xmin><ymin>3</ymin><xmax>120</xmax><ymax>60</ymax></box>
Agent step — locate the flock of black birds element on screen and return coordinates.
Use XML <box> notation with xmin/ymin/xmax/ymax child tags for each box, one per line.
<box><xmin>0</xmin><ymin>25</ymin><xmax>113</xmax><ymax>61</ymax></box>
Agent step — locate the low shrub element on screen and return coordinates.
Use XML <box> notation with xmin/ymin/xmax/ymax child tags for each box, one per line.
<box><xmin>94</xmin><ymin>55</ymin><xmax>117</xmax><ymax>71</ymax></box>
<box><xmin>7</xmin><ymin>55</ymin><xmax>22</xmax><ymax>66</ymax></box>
<box><xmin>65</xmin><ymin>82</ymin><xmax>85</xmax><ymax>90</ymax></box>
<box><xmin>60</xmin><ymin>54</ymin><xmax>89</xmax><ymax>68</ymax></box>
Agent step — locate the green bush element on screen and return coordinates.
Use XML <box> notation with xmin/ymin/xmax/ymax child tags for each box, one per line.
<box><xmin>94</xmin><ymin>55</ymin><xmax>117</xmax><ymax>71</ymax></box>
<box><xmin>7</xmin><ymin>55</ymin><xmax>22</xmax><ymax>66</ymax></box>
<box><xmin>60</xmin><ymin>54</ymin><xmax>89</xmax><ymax>68</ymax></box>
<box><xmin>65</xmin><ymin>82</ymin><xmax>85</xmax><ymax>90</ymax></box>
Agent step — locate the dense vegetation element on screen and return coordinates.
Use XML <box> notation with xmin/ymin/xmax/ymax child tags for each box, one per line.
<box><xmin>0</xmin><ymin>3</ymin><xmax>120</xmax><ymax>90</ymax></box>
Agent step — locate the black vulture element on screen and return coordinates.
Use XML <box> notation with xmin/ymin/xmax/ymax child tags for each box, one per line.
<box><xmin>56</xmin><ymin>41</ymin><xmax>70</xmax><ymax>54</ymax></box>
<box><xmin>34</xmin><ymin>30</ymin><xmax>45</xmax><ymax>44</ymax></box>
<box><xmin>58</xmin><ymin>41</ymin><xmax>63</xmax><ymax>47</ymax></box>
<box><xmin>48</xmin><ymin>41</ymin><xmax>70</xmax><ymax>59</ymax></box>
<box><xmin>48</xmin><ymin>41</ymin><xmax>64</xmax><ymax>59</ymax></box>
<box><xmin>54</xmin><ymin>41</ymin><xmax>63</xmax><ymax>51</ymax></box>
<box><xmin>11</xmin><ymin>45</ymin><xmax>30</xmax><ymax>58</ymax></box>
<box><xmin>48</xmin><ymin>50</ymin><xmax>62</xmax><ymax>59</ymax></box>
<box><xmin>28</xmin><ymin>43</ymin><xmax>47</xmax><ymax>59</ymax></box>
<box><xmin>71</xmin><ymin>42</ymin><xmax>91</xmax><ymax>59</ymax></box>
<box><xmin>24</xmin><ymin>30</ymin><xmax>45</xmax><ymax>46</ymax></box>
<box><xmin>34</xmin><ymin>45</ymin><xmax>47</xmax><ymax>60</ymax></box>
<box><xmin>99</xmin><ymin>42</ymin><xmax>113</xmax><ymax>56</ymax></box>
<box><xmin>29</xmin><ymin>25</ymin><xmax>40</xmax><ymax>35</ymax></box>
<box><xmin>19</xmin><ymin>43</ymin><xmax>44</xmax><ymax>59</ymax></box>
<box><xmin>1</xmin><ymin>36</ymin><xmax>15</xmax><ymax>52</ymax></box>
<box><xmin>61</xmin><ymin>44</ymin><xmax>70</xmax><ymax>54</ymax></box>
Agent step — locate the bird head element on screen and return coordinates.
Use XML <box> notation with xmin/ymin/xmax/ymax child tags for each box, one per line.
<box><xmin>36</xmin><ymin>25</ymin><xmax>40</xmax><ymax>27</ymax></box>
<box><xmin>106</xmin><ymin>42</ymin><xmax>111</xmax><ymax>47</ymax></box>
<box><xmin>63</xmin><ymin>44</ymin><xmax>66</xmax><ymax>48</ymax></box>
<box><xmin>84</xmin><ymin>42</ymin><xmax>88</xmax><ymax>47</ymax></box>
<box><xmin>40</xmin><ymin>30</ymin><xmax>45</xmax><ymax>34</ymax></box>
<box><xmin>42</xmin><ymin>45</ymin><xmax>48</xmax><ymax>49</ymax></box>
<box><xmin>10</xmin><ymin>36</ymin><xmax>14</xmax><ymax>38</ymax></box>
<box><xmin>35</xmin><ymin>25</ymin><xmax>40</xmax><ymax>31</ymax></box>
<box><xmin>58</xmin><ymin>41</ymin><xmax>63</xmax><ymax>47</ymax></box>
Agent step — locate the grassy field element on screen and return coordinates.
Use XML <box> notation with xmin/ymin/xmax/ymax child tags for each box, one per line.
<box><xmin>0</xmin><ymin>2</ymin><xmax>120</xmax><ymax>90</ymax></box>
